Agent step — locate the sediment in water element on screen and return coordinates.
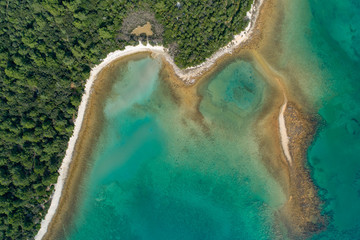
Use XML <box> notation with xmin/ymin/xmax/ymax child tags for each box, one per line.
<box><xmin>41</xmin><ymin>53</ymin><xmax>153</xmax><ymax>240</ymax></box>
<box><xmin>40</xmin><ymin>0</ymin><xmax>325</xmax><ymax>239</ymax></box>
<box><xmin>251</xmin><ymin>0</ymin><xmax>325</xmax><ymax>237</ymax></box>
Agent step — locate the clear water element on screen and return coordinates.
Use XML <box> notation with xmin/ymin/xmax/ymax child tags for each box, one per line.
<box><xmin>279</xmin><ymin>0</ymin><xmax>360</xmax><ymax>238</ymax></box>
<box><xmin>63</xmin><ymin>58</ymin><xmax>286</xmax><ymax>240</ymax></box>
<box><xmin>307</xmin><ymin>0</ymin><xmax>360</xmax><ymax>237</ymax></box>
<box><xmin>61</xmin><ymin>0</ymin><xmax>360</xmax><ymax>238</ymax></box>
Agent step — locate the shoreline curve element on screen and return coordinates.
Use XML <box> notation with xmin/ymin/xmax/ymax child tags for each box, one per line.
<box><xmin>34</xmin><ymin>0</ymin><xmax>264</xmax><ymax>239</ymax></box>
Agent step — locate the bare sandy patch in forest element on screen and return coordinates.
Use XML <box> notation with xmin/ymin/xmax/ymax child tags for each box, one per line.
<box><xmin>131</xmin><ymin>22</ymin><xmax>153</xmax><ymax>36</ymax></box>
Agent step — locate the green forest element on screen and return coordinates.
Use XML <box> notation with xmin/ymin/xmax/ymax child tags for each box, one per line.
<box><xmin>0</xmin><ymin>0</ymin><xmax>252</xmax><ymax>238</ymax></box>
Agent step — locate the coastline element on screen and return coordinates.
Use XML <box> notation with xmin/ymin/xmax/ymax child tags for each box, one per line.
<box><xmin>164</xmin><ymin>0</ymin><xmax>264</xmax><ymax>84</ymax></box>
<box><xmin>34</xmin><ymin>1</ymin><xmax>264</xmax><ymax>239</ymax></box>
<box><xmin>34</xmin><ymin>0</ymin><xmax>327</xmax><ymax>238</ymax></box>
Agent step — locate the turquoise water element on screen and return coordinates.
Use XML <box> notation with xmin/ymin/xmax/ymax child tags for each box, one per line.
<box><xmin>308</xmin><ymin>0</ymin><xmax>360</xmax><ymax>237</ymax></box>
<box><xmin>280</xmin><ymin>0</ymin><xmax>360</xmax><ymax>238</ymax></box>
<box><xmin>63</xmin><ymin>58</ymin><xmax>287</xmax><ymax>239</ymax></box>
<box><xmin>60</xmin><ymin>0</ymin><xmax>360</xmax><ymax>238</ymax></box>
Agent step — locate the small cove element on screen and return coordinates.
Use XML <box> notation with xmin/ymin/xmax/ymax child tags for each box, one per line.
<box><xmin>59</xmin><ymin>57</ymin><xmax>287</xmax><ymax>240</ymax></box>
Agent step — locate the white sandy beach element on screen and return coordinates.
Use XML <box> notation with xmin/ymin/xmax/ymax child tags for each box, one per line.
<box><xmin>279</xmin><ymin>96</ymin><xmax>293</xmax><ymax>166</ymax></box>
<box><xmin>34</xmin><ymin>0</ymin><xmax>264</xmax><ymax>239</ymax></box>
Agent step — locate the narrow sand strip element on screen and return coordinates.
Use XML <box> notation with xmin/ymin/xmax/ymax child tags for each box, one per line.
<box><xmin>279</xmin><ymin>96</ymin><xmax>292</xmax><ymax>165</ymax></box>
<box><xmin>251</xmin><ymin>51</ymin><xmax>293</xmax><ymax>167</ymax></box>
<box><xmin>34</xmin><ymin>1</ymin><xmax>264</xmax><ymax>239</ymax></box>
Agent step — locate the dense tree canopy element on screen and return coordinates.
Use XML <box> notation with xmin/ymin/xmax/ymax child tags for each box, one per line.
<box><xmin>0</xmin><ymin>0</ymin><xmax>252</xmax><ymax>238</ymax></box>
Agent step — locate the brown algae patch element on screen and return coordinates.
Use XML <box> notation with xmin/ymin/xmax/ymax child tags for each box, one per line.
<box><xmin>253</xmin><ymin>47</ymin><xmax>325</xmax><ymax>240</ymax></box>
<box><xmin>281</xmin><ymin>102</ymin><xmax>325</xmax><ymax>237</ymax></box>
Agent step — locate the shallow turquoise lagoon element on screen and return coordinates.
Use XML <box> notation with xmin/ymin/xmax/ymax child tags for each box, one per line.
<box><xmin>61</xmin><ymin>0</ymin><xmax>360</xmax><ymax>238</ymax></box>
<box><xmin>63</xmin><ymin>58</ymin><xmax>286</xmax><ymax>240</ymax></box>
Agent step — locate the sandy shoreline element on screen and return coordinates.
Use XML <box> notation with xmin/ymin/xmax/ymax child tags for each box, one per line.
<box><xmin>34</xmin><ymin>1</ymin><xmax>264</xmax><ymax>239</ymax></box>
<box><xmin>165</xmin><ymin>0</ymin><xmax>263</xmax><ymax>84</ymax></box>
<box><xmin>35</xmin><ymin>0</ymin><xmax>326</xmax><ymax>237</ymax></box>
